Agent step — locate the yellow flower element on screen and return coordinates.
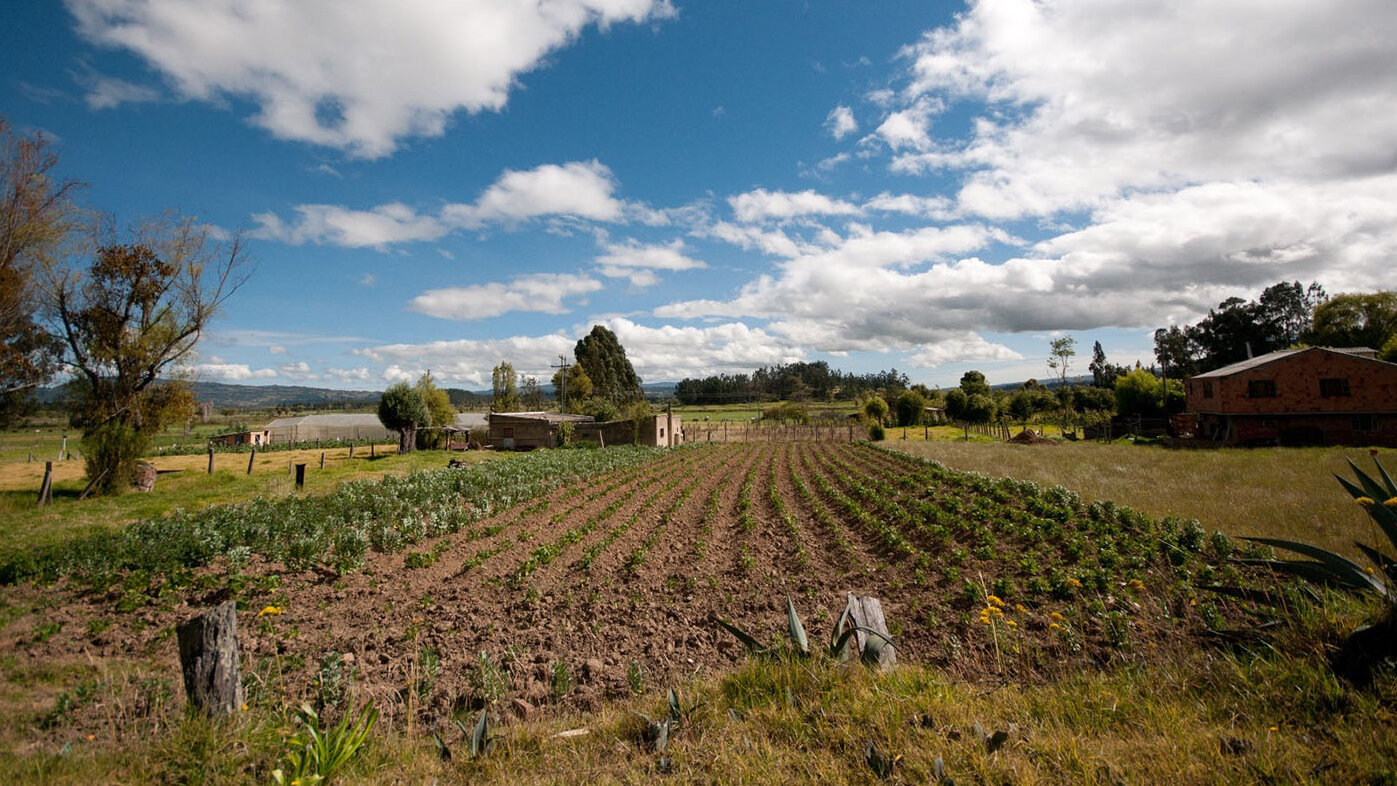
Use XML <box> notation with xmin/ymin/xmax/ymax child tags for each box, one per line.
<box><xmin>257</xmin><ymin>605</ymin><xmax>282</xmax><ymax>618</ymax></box>
<box><xmin>241</xmin><ymin>703</ymin><xmax>249</xmax><ymax>711</ymax></box>
<box><xmin>1005</xmin><ymin>619</ymin><xmax>1017</xmax><ymax>628</ymax></box>
<box><xmin>1049</xmin><ymin>622</ymin><xmax>1061</xmax><ymax>631</ymax></box>
<box><xmin>1050</xmin><ymin>612</ymin><xmax>1064</xmax><ymax>621</ymax></box>
<box><xmin>1356</xmin><ymin>497</ymin><xmax>1375</xmax><ymax>509</ymax></box>
<box><xmin>1128</xmin><ymin>579</ymin><xmax>1145</xmax><ymax>591</ymax></box>
<box><xmin>1015</xmin><ymin>604</ymin><xmax>1028</xmax><ymax>613</ymax></box>
<box><xmin>1367</xmin><ymin>566</ymin><xmax>1377</xmax><ymax>575</ymax></box>
<box><xmin>1065</xmin><ymin>578</ymin><xmax>1082</xmax><ymax>589</ymax></box>
<box><xmin>1384</xmin><ymin>497</ymin><xmax>1397</xmax><ymax>508</ymax></box>
<box><xmin>987</xmin><ymin>595</ymin><xmax>1005</xmax><ymax>608</ymax></box>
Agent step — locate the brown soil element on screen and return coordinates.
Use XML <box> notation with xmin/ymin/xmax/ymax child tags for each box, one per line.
<box><xmin>0</xmin><ymin>442</ymin><xmax>1214</xmax><ymax>746</ymax></box>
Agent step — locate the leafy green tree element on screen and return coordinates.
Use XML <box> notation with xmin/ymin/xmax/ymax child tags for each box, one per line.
<box><xmin>379</xmin><ymin>381</ymin><xmax>428</xmax><ymax>454</ymax></box>
<box><xmin>860</xmin><ymin>393</ymin><xmax>889</xmax><ymax>425</ymax></box>
<box><xmin>551</xmin><ymin>362</ymin><xmax>593</xmax><ymax>412</ymax></box>
<box><xmin>958</xmin><ymin>370</ymin><xmax>990</xmax><ymax>398</ymax></box>
<box><xmin>46</xmin><ymin>218</ymin><xmax>246</xmax><ymax>494</ymax></box>
<box><xmin>944</xmin><ymin>388</ymin><xmax>968</xmax><ymax>420</ymax></box>
<box><xmin>491</xmin><ymin>362</ymin><xmax>520</xmax><ymax>413</ymax></box>
<box><xmin>963</xmin><ymin>393</ymin><xmax>996</xmax><ymax>423</ymax></box>
<box><xmin>894</xmin><ymin>390</ymin><xmax>926</xmax><ymax>427</ymax></box>
<box><xmin>1303</xmin><ymin>291</ymin><xmax>1397</xmax><ymax>351</ymax></box>
<box><xmin>1113</xmin><ymin>369</ymin><xmax>1184</xmax><ymax>418</ymax></box>
<box><xmin>1088</xmin><ymin>341</ymin><xmax>1127</xmax><ymax>389</ymax></box>
<box><xmin>2</xmin><ymin>118</ymin><xmax>81</xmax><ymax>426</ymax></box>
<box><xmin>414</xmin><ymin>372</ymin><xmax>454</xmax><ymax>449</ymax></box>
<box><xmin>1047</xmin><ymin>336</ymin><xmax>1076</xmax><ymax>388</ymax></box>
<box><xmin>574</xmin><ymin>325</ymin><xmax>642</xmax><ymax>405</ymax></box>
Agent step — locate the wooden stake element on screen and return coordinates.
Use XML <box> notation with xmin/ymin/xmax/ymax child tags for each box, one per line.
<box><xmin>247</xmin><ymin>449</ymin><xmax>256</xmax><ymax>475</ymax></box>
<box><xmin>319</xmin><ymin>452</ymin><xmax>325</xmax><ymax>470</ymax></box>
<box><xmin>295</xmin><ymin>463</ymin><xmax>306</xmax><ymax>490</ymax></box>
<box><xmin>37</xmin><ymin>461</ymin><xmax>53</xmax><ymax>506</ymax></box>
<box><xmin>207</xmin><ymin>447</ymin><xmax>215</xmax><ymax>474</ymax></box>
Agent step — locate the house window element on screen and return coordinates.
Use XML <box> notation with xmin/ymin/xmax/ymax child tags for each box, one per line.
<box><xmin>1247</xmin><ymin>379</ymin><xmax>1277</xmax><ymax>398</ymax></box>
<box><xmin>659</xmin><ymin>428</ymin><xmax>665</xmax><ymax>438</ymax></box>
<box><xmin>503</xmin><ymin>427</ymin><xmax>515</xmax><ymax>438</ymax></box>
<box><xmin>1202</xmin><ymin>381</ymin><xmax>1214</xmax><ymax>398</ymax></box>
<box><xmin>1319</xmin><ymin>378</ymin><xmax>1351</xmax><ymax>397</ymax></box>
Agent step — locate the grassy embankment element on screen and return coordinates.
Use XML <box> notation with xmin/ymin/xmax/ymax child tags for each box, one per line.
<box><xmin>1</xmin><ymin>429</ymin><xmax>1394</xmax><ymax>783</ymax></box>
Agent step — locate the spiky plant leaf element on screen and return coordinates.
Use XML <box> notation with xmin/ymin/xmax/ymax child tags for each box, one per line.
<box><xmin>1355</xmin><ymin>543</ymin><xmax>1397</xmax><ymax>590</ymax></box>
<box><xmin>786</xmin><ymin>596</ymin><xmax>809</xmax><ymax>655</ymax></box>
<box><xmin>470</xmin><ymin>709</ymin><xmax>490</xmax><ymax>758</ymax></box>
<box><xmin>667</xmin><ymin>686</ymin><xmax>681</xmax><ymax>723</ymax></box>
<box><xmin>830</xmin><ymin>606</ymin><xmax>852</xmax><ymax>662</ymax></box>
<box><xmin>1234</xmin><ymin>557</ymin><xmax>1385</xmax><ymax>595</ymax></box>
<box><xmin>1345</xmin><ymin>459</ymin><xmax>1395</xmax><ymax>501</ymax></box>
<box><xmin>714</xmin><ymin>617</ymin><xmax>764</xmax><ymax>653</ymax></box>
<box><xmin>1240</xmin><ymin>537</ymin><xmax>1388</xmax><ymax>594</ymax></box>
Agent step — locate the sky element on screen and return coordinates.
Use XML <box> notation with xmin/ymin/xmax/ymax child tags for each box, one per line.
<box><xmin>4</xmin><ymin>0</ymin><xmax>1395</xmax><ymax>392</ymax></box>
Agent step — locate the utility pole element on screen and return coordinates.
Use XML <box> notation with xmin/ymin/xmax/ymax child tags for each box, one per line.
<box><xmin>551</xmin><ymin>355</ymin><xmax>571</xmax><ymax>414</ymax></box>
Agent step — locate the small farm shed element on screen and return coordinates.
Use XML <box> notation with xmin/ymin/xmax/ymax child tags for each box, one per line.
<box><xmin>1185</xmin><ymin>347</ymin><xmax>1397</xmax><ymax>446</ymax></box>
<box><xmin>209</xmin><ymin>430</ymin><xmax>269</xmax><ymax>447</ymax></box>
<box><xmin>575</xmin><ymin>413</ymin><xmax>684</xmax><ymax>448</ymax></box>
<box><xmin>264</xmin><ymin>414</ymin><xmax>394</xmax><ymax>444</ymax></box>
<box><xmin>444</xmin><ymin>413</ymin><xmax>489</xmax><ymax>449</ymax></box>
<box><xmin>489</xmin><ymin>412</ymin><xmax>594</xmax><ymax>451</ymax></box>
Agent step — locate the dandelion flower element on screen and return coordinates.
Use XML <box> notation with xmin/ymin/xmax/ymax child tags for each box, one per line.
<box><xmin>1356</xmin><ymin>497</ymin><xmax>1375</xmax><ymax>509</ymax></box>
<box><xmin>1128</xmin><ymin>579</ymin><xmax>1145</xmax><ymax>591</ymax></box>
<box><xmin>1015</xmin><ymin>604</ymin><xmax>1028</xmax><ymax>613</ymax></box>
<box><xmin>1050</xmin><ymin>612</ymin><xmax>1064</xmax><ymax>621</ymax></box>
<box><xmin>1005</xmin><ymin>619</ymin><xmax>1017</xmax><ymax>628</ymax></box>
<box><xmin>1049</xmin><ymin>623</ymin><xmax>1061</xmax><ymax>631</ymax></box>
<box><xmin>257</xmin><ymin>605</ymin><xmax>282</xmax><ymax>618</ymax></box>
<box><xmin>1065</xmin><ymin>578</ymin><xmax>1083</xmax><ymax>589</ymax></box>
<box><xmin>987</xmin><ymin>595</ymin><xmax>1005</xmax><ymax>608</ymax></box>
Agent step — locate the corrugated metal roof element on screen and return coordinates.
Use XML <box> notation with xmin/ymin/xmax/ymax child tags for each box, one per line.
<box><xmin>265</xmin><ymin>413</ymin><xmax>387</xmax><ymax>428</ymax></box>
<box><xmin>1191</xmin><ymin>347</ymin><xmax>1382</xmax><ymax>379</ymax></box>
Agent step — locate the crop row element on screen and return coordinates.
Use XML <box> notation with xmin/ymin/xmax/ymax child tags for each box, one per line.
<box><xmin>1</xmin><ymin>446</ymin><xmax>667</xmax><ymax>588</ymax></box>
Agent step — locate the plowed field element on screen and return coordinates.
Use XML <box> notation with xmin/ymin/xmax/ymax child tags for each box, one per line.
<box><xmin>3</xmin><ymin>442</ymin><xmax>1238</xmax><ymax>735</ymax></box>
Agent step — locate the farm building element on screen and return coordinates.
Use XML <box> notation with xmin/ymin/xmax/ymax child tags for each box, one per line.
<box><xmin>264</xmin><ymin>413</ymin><xmax>394</xmax><ymax>443</ymax></box>
<box><xmin>488</xmin><ymin>412</ymin><xmax>594</xmax><ymax>451</ymax></box>
<box><xmin>575</xmin><ymin>413</ymin><xmax>684</xmax><ymax>447</ymax></box>
<box><xmin>1185</xmin><ymin>347</ymin><xmax>1397</xmax><ymax>446</ymax></box>
<box><xmin>209</xmin><ymin>430</ymin><xmax>269</xmax><ymax>447</ymax></box>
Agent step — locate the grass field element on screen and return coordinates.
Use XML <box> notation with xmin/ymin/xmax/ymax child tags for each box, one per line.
<box><xmin>0</xmin><ymin>433</ymin><xmax>1392</xmax><ymax>784</ymax></box>
<box><xmin>887</xmin><ymin>440</ymin><xmax>1395</xmax><ymax>562</ymax></box>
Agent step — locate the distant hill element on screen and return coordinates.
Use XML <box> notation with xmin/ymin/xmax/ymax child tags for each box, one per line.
<box><xmin>33</xmin><ymin>379</ymin><xmax>679</xmax><ymax>411</ymax></box>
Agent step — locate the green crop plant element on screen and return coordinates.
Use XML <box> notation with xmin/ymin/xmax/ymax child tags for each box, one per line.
<box><xmin>271</xmin><ymin>702</ymin><xmax>378</xmax><ymax>785</ymax></box>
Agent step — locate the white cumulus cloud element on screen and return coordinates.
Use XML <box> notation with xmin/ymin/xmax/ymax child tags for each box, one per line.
<box><xmin>408</xmin><ymin>273</ymin><xmax>603</xmax><ymax>321</ymax></box>
<box><xmin>66</xmin><ymin>0</ymin><xmax>676</xmax><ymax>157</ymax></box>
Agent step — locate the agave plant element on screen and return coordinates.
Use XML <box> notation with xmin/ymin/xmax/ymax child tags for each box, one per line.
<box><xmin>1217</xmin><ymin>456</ymin><xmax>1397</xmax><ymax>682</ymax></box>
<box><xmin>713</xmin><ymin>596</ymin><xmax>896</xmax><ymax>666</ymax></box>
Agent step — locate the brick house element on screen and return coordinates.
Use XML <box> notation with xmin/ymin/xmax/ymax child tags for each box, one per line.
<box><xmin>1185</xmin><ymin>347</ymin><xmax>1397</xmax><ymax>446</ymax></box>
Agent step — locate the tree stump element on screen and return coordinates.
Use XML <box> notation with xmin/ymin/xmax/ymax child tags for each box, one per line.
<box><xmin>176</xmin><ymin>601</ymin><xmax>242</xmax><ymax>715</ymax></box>
<box><xmin>133</xmin><ymin>461</ymin><xmax>157</xmax><ymax>492</ymax></box>
<box><xmin>845</xmin><ymin>593</ymin><xmax>897</xmax><ymax>670</ymax></box>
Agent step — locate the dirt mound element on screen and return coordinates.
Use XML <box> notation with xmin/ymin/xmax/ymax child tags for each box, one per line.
<box><xmin>1007</xmin><ymin>429</ymin><xmax>1056</xmax><ymax>445</ymax></box>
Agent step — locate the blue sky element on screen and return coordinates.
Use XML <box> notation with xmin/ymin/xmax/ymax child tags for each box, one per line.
<box><xmin>4</xmin><ymin>0</ymin><xmax>1395</xmax><ymax>391</ymax></box>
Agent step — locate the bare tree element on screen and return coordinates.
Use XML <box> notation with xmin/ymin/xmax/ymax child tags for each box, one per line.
<box><xmin>1</xmin><ymin>118</ymin><xmax>82</xmax><ymax>422</ymax></box>
<box><xmin>41</xmin><ymin>215</ymin><xmax>250</xmax><ymax>493</ymax></box>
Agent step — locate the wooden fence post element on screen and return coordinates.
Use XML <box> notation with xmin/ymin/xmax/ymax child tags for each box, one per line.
<box><xmin>319</xmin><ymin>452</ymin><xmax>325</xmax><ymax>470</ymax></box>
<box><xmin>37</xmin><ymin>461</ymin><xmax>53</xmax><ymax>506</ymax></box>
<box><xmin>207</xmin><ymin>447</ymin><xmax>215</xmax><ymax>474</ymax></box>
<box><xmin>349</xmin><ymin>444</ymin><xmax>355</xmax><ymax>459</ymax></box>
<box><xmin>845</xmin><ymin>593</ymin><xmax>897</xmax><ymax>670</ymax></box>
<box><xmin>295</xmin><ymin>463</ymin><xmax>307</xmax><ymax>490</ymax></box>
<box><xmin>247</xmin><ymin>449</ymin><xmax>256</xmax><ymax>475</ymax></box>
<box><xmin>176</xmin><ymin>601</ymin><xmax>242</xmax><ymax>716</ymax></box>
<box><xmin>370</xmin><ymin>442</ymin><xmax>376</xmax><ymax>458</ymax></box>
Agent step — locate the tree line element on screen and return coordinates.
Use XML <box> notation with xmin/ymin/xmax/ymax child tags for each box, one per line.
<box><xmin>674</xmin><ymin>362</ymin><xmax>910</xmax><ymax>405</ymax></box>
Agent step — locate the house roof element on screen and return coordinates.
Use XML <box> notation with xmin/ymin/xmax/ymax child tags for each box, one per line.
<box><xmin>265</xmin><ymin>413</ymin><xmax>386</xmax><ymax>428</ymax></box>
<box><xmin>489</xmin><ymin>411</ymin><xmax>594</xmax><ymax>424</ymax></box>
<box><xmin>1190</xmin><ymin>347</ymin><xmax>1383</xmax><ymax>379</ymax></box>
